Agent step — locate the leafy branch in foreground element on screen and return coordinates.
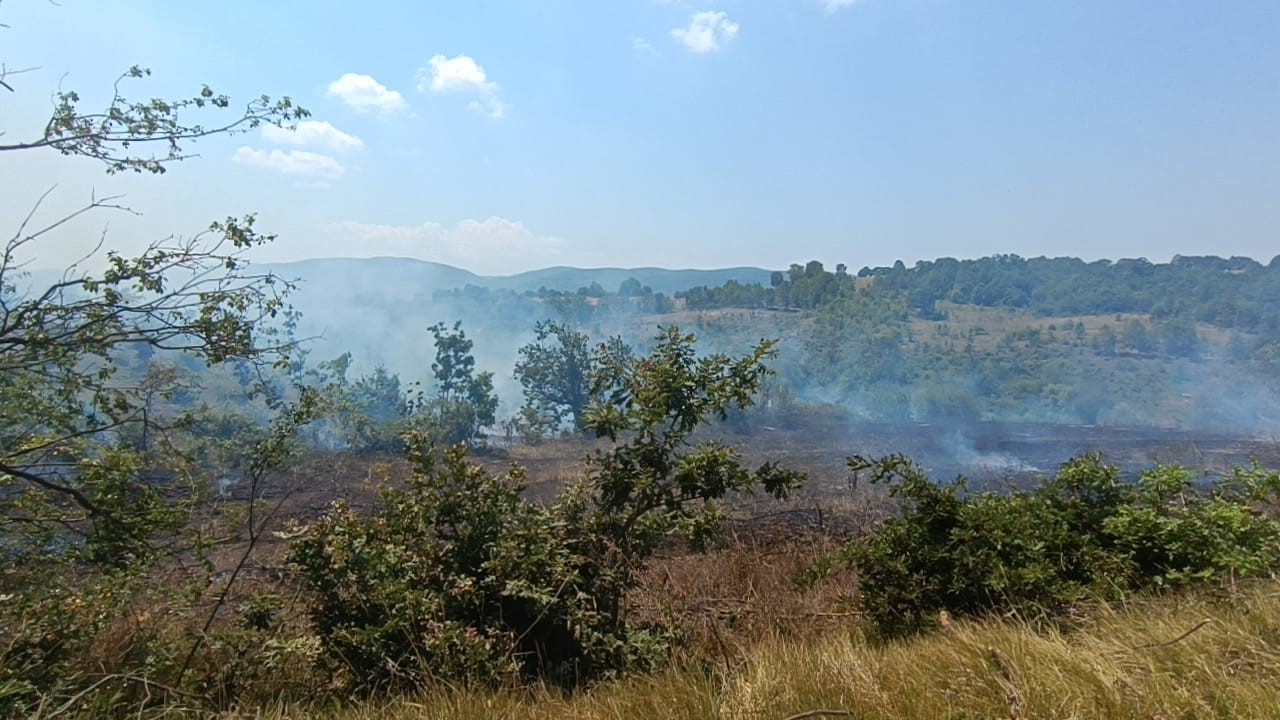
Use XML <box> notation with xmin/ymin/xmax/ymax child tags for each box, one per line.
<box><xmin>0</xmin><ymin>65</ymin><xmax>308</xmax><ymax>174</ymax></box>
<box><xmin>0</xmin><ymin>12</ymin><xmax>319</xmax><ymax>713</ymax></box>
<box><xmin>0</xmin><ymin>190</ymin><xmax>298</xmax><ymax>568</ymax></box>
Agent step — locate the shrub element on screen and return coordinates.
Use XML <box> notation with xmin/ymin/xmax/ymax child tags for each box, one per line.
<box><xmin>1106</xmin><ymin>465</ymin><xmax>1280</xmax><ymax>586</ymax></box>
<box><xmin>848</xmin><ymin>454</ymin><xmax>1280</xmax><ymax>639</ymax></box>
<box><xmin>290</xmin><ymin>440</ymin><xmax>589</xmax><ymax>689</ymax></box>
<box><xmin>290</xmin><ymin>327</ymin><xmax>804</xmax><ymax>691</ymax></box>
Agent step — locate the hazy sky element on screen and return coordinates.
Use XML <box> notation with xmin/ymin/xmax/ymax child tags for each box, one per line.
<box><xmin>4</xmin><ymin>1</ymin><xmax>1278</xmax><ymax>275</ymax></box>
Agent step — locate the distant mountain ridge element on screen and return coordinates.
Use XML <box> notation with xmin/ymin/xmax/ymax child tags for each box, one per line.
<box><xmin>261</xmin><ymin>257</ymin><xmax>774</xmax><ymax>295</ymax></box>
<box><xmin>237</xmin><ymin>258</ymin><xmax>777</xmax><ymax>383</ymax></box>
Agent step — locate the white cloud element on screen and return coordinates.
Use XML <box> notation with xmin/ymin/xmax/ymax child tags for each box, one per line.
<box><xmin>821</xmin><ymin>0</ymin><xmax>861</xmax><ymax>12</ymax></box>
<box><xmin>326</xmin><ymin>218</ymin><xmax>569</xmax><ymax>274</ymax></box>
<box><xmin>632</xmin><ymin>37</ymin><xmax>659</xmax><ymax>56</ymax></box>
<box><xmin>261</xmin><ymin>120</ymin><xmax>364</xmax><ymax>153</ymax></box>
<box><xmin>422</xmin><ymin>54</ymin><xmax>491</xmax><ymax>92</ymax></box>
<box><xmin>417</xmin><ymin>54</ymin><xmax>507</xmax><ymax>119</ymax></box>
<box><xmin>466</xmin><ymin>97</ymin><xmax>507</xmax><ymax>120</ymax></box>
<box><xmin>232</xmin><ymin>147</ymin><xmax>346</xmax><ymax>182</ymax></box>
<box><xmin>326</xmin><ymin>73</ymin><xmax>408</xmax><ymax>115</ymax></box>
<box><xmin>671</xmin><ymin>11</ymin><xmax>740</xmax><ymax>53</ymax></box>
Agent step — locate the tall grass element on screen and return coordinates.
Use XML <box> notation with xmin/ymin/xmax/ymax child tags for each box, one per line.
<box><xmin>233</xmin><ymin>582</ymin><xmax>1280</xmax><ymax>720</ymax></box>
<box><xmin>725</xmin><ymin>585</ymin><xmax>1280</xmax><ymax>719</ymax></box>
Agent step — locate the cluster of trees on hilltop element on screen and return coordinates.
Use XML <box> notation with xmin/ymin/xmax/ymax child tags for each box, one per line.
<box><xmin>433</xmin><ymin>279</ymin><xmax>674</xmax><ymax>326</ymax></box>
<box><xmin>678</xmin><ymin>260</ymin><xmax>856</xmax><ymax>310</ymax></box>
<box><xmin>679</xmin><ymin>255</ymin><xmax>1280</xmax><ymax>333</ymax></box>
<box><xmin>869</xmin><ymin>255</ymin><xmax>1280</xmax><ymax>330</ymax></box>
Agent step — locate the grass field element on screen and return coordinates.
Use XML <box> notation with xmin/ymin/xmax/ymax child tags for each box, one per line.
<box><xmin>235</xmin><ymin>582</ymin><xmax>1280</xmax><ymax>720</ymax></box>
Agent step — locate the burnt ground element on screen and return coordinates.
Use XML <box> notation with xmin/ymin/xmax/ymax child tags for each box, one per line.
<box><xmin>666</xmin><ymin>420</ymin><xmax>1279</xmax><ymax>500</ymax></box>
<box><xmin>737</xmin><ymin>421</ymin><xmax>1280</xmax><ymax>492</ymax></box>
<box><xmin>253</xmin><ymin>420</ymin><xmax>1280</xmax><ymax>536</ymax></box>
<box><xmin>213</xmin><ymin>420</ymin><xmax>1280</xmax><ymax>631</ymax></box>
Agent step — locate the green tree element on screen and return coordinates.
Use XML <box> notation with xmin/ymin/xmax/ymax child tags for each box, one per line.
<box><xmin>421</xmin><ymin>322</ymin><xmax>498</xmax><ymax>447</ymax></box>
<box><xmin>428</xmin><ymin>321</ymin><xmax>478</xmax><ymax>402</ymax></box>
<box><xmin>581</xmin><ymin>327</ymin><xmax>804</xmax><ymax>558</ymax></box>
<box><xmin>1123</xmin><ymin>318</ymin><xmax>1155</xmax><ymax>353</ymax></box>
<box><xmin>844</xmin><ymin>454</ymin><xmax>1280</xmax><ymax>639</ymax></box>
<box><xmin>617</xmin><ymin>277</ymin><xmax>647</xmax><ymax>297</ymax></box>
<box><xmin>1091</xmin><ymin>324</ymin><xmax>1118</xmax><ymax>357</ymax></box>
<box><xmin>336</xmin><ymin>364</ymin><xmax>411</xmax><ymax>453</ymax></box>
<box><xmin>1156</xmin><ymin>319</ymin><xmax>1199</xmax><ymax>358</ymax></box>
<box><xmin>513</xmin><ymin>320</ymin><xmax>595</xmax><ymax>434</ymax></box>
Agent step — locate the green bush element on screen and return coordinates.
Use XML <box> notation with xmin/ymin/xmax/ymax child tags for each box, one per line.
<box><xmin>1106</xmin><ymin>465</ymin><xmax>1280</xmax><ymax>586</ymax></box>
<box><xmin>289</xmin><ymin>440</ymin><xmax>606</xmax><ymax>689</ymax></box>
<box><xmin>848</xmin><ymin>454</ymin><xmax>1280</xmax><ymax>639</ymax></box>
<box><xmin>290</xmin><ymin>327</ymin><xmax>804</xmax><ymax>692</ymax></box>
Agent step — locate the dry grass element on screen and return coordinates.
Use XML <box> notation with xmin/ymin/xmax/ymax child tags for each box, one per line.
<box><xmin>724</xmin><ymin>584</ymin><xmax>1280</xmax><ymax>719</ymax></box>
<box><xmin>245</xmin><ymin>669</ymin><xmax>720</xmax><ymax>720</ymax></box>
<box><xmin>222</xmin><ymin>583</ymin><xmax>1280</xmax><ymax>720</ymax></box>
<box><xmin>632</xmin><ymin>533</ymin><xmax>858</xmax><ymax>666</ymax></box>
<box><xmin>906</xmin><ymin>304</ymin><xmax>1157</xmax><ymax>353</ymax></box>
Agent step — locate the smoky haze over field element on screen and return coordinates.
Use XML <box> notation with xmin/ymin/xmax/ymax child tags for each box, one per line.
<box><xmin>262</xmin><ymin>257</ymin><xmax>773</xmax><ymax>410</ymax></box>
<box><xmin>264</xmin><ymin>255</ymin><xmax>1280</xmax><ymax>458</ymax></box>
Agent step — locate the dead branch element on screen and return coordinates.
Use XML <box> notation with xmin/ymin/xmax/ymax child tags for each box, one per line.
<box><xmin>1134</xmin><ymin>618</ymin><xmax>1213</xmax><ymax>649</ymax></box>
<box><xmin>783</xmin><ymin>710</ymin><xmax>854</xmax><ymax>720</ymax></box>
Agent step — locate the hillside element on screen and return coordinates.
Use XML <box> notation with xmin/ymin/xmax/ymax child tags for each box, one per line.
<box><xmin>494</xmin><ymin>265</ymin><xmax>774</xmax><ymax>294</ymax></box>
<box><xmin>9</xmin><ymin>247</ymin><xmax>1280</xmax><ymax>719</ymax></box>
<box><xmin>251</xmin><ymin>257</ymin><xmax>771</xmax><ymax>395</ymax></box>
<box><xmin>16</xmin><ymin>254</ymin><xmax>1280</xmax><ymax>433</ymax></box>
<box><xmin>260</xmin><ymin>257</ymin><xmax>771</xmax><ymax>296</ymax></box>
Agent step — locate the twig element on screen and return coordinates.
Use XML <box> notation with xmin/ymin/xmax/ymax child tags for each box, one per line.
<box><xmin>174</xmin><ymin>412</ymin><xmax>307</xmax><ymax>685</ymax></box>
<box><xmin>1134</xmin><ymin>618</ymin><xmax>1213</xmax><ymax>649</ymax></box>
<box><xmin>987</xmin><ymin>646</ymin><xmax>1025</xmax><ymax>720</ymax></box>
<box><xmin>175</xmin><ymin>480</ymin><xmax>296</xmax><ymax>685</ymax></box>
<box><xmin>706</xmin><ymin>612</ymin><xmax>734</xmax><ymax>675</ymax></box>
<box><xmin>783</xmin><ymin>710</ymin><xmax>854</xmax><ymax>720</ymax></box>
<box><xmin>41</xmin><ymin>674</ymin><xmax>208</xmax><ymax>719</ymax></box>
<box><xmin>512</xmin><ymin>574</ymin><xmax>574</xmax><ymax>649</ymax></box>
<box><xmin>697</xmin><ymin>602</ymin><xmax>858</xmax><ymax>620</ymax></box>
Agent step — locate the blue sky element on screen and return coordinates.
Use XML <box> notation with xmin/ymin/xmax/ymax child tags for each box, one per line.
<box><xmin>4</xmin><ymin>0</ymin><xmax>1279</xmax><ymax>274</ymax></box>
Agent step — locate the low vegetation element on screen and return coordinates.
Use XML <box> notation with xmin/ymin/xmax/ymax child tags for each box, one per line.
<box><xmin>142</xmin><ymin>582</ymin><xmax>1280</xmax><ymax>720</ymax></box>
<box><xmin>843</xmin><ymin>454</ymin><xmax>1280</xmax><ymax>638</ymax></box>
